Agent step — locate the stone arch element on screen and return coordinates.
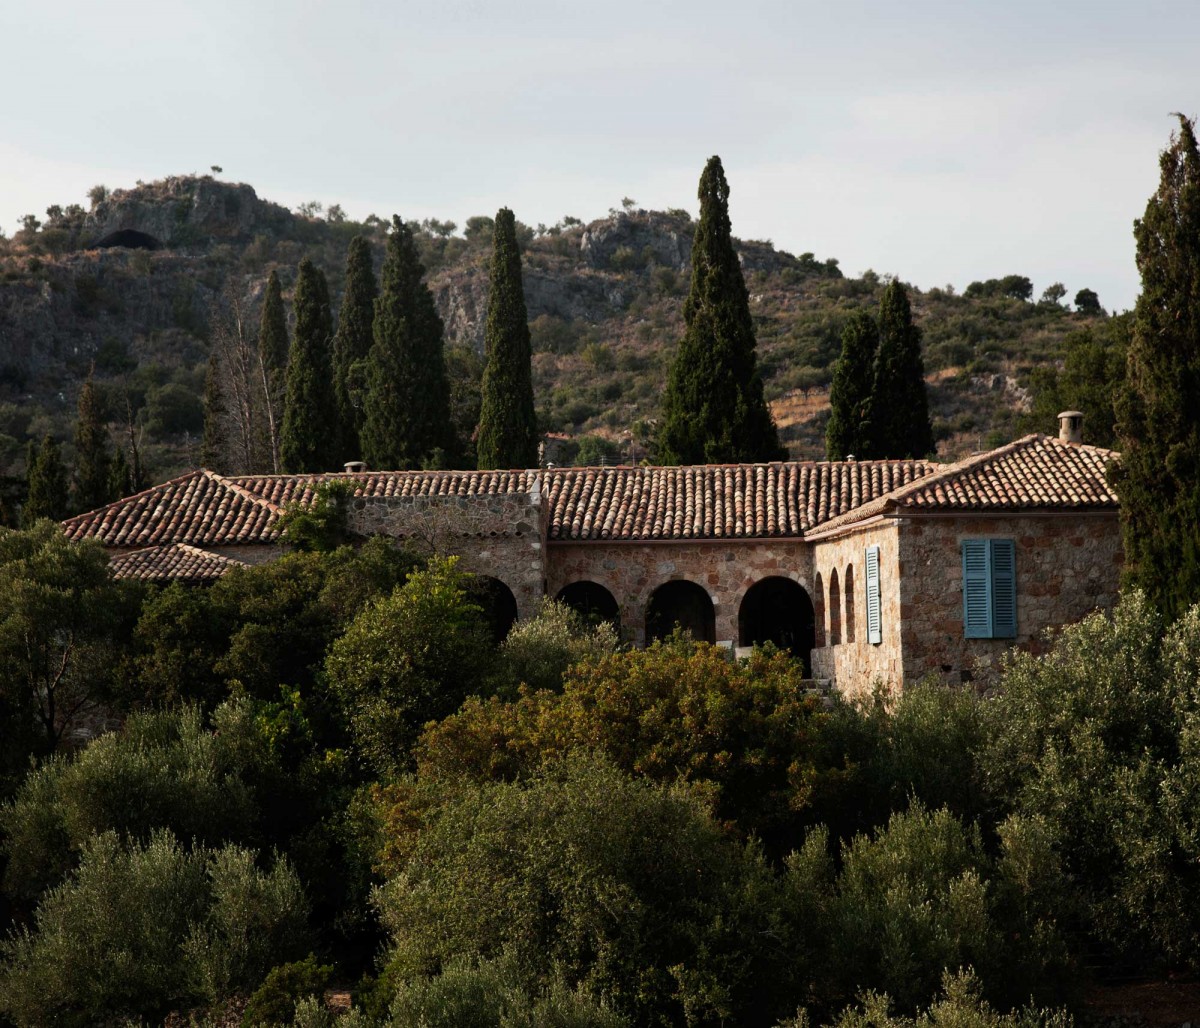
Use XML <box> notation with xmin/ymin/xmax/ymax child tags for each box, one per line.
<box><xmin>646</xmin><ymin>580</ymin><xmax>715</xmax><ymax>645</ymax></box>
<box><xmin>845</xmin><ymin>564</ymin><xmax>856</xmax><ymax>644</ymax></box>
<box><xmin>557</xmin><ymin>580</ymin><xmax>620</xmax><ymax>633</ymax></box>
<box><xmin>814</xmin><ymin>572</ymin><xmax>826</xmax><ymax>648</ymax></box>
<box><xmin>829</xmin><ymin>567</ymin><xmax>842</xmax><ymax>645</ymax></box>
<box><xmin>468</xmin><ymin>575</ymin><xmax>519</xmax><ymax>644</ymax></box>
<box><xmin>738</xmin><ymin>576</ymin><xmax>816</xmax><ymax>672</ymax></box>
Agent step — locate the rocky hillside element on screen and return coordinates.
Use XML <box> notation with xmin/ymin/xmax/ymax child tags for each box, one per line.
<box><xmin>0</xmin><ymin>175</ymin><xmax>1113</xmax><ymax>491</ymax></box>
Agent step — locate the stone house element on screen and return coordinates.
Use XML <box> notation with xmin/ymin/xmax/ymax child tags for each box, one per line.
<box><xmin>63</xmin><ymin>417</ymin><xmax>1121</xmax><ymax>694</ymax></box>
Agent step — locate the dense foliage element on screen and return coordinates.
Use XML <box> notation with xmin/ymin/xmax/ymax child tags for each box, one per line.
<box><xmin>870</xmin><ymin>280</ymin><xmax>934</xmax><ymax>459</ymax></box>
<box><xmin>331</xmin><ymin>236</ymin><xmax>377</xmax><ymax>464</ymax></box>
<box><xmin>658</xmin><ymin>156</ymin><xmax>784</xmax><ymax>464</ymax></box>
<box><xmin>281</xmin><ymin>258</ymin><xmax>338</xmax><ymax>473</ymax></box>
<box><xmin>825</xmin><ymin>311</ymin><xmax>878</xmax><ymax>460</ymax></box>
<box><xmin>1113</xmin><ymin>115</ymin><xmax>1200</xmax><ymax>619</ymax></box>
<box><xmin>0</xmin><ymin>520</ymin><xmax>1197</xmax><ymax>1024</ymax></box>
<box><xmin>477</xmin><ymin>208</ymin><xmax>538</xmax><ymax>469</ymax></box>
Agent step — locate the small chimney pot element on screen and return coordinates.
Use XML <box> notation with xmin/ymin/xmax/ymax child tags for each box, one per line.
<box><xmin>343</xmin><ymin>460</ymin><xmax>368</xmax><ymax>473</ymax></box>
<box><xmin>1057</xmin><ymin>411</ymin><xmax>1084</xmax><ymax>445</ymax></box>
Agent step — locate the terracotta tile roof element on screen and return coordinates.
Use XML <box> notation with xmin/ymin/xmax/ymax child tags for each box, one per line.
<box><xmin>62</xmin><ymin>470</ymin><xmax>284</xmax><ymax>547</ymax></box>
<box><xmin>108</xmin><ymin>543</ymin><xmax>248</xmax><ymax>583</ymax></box>
<box><xmin>63</xmin><ymin>436</ymin><xmax>1119</xmax><ymax>561</ymax></box>
<box><xmin>543</xmin><ymin>461</ymin><xmax>935</xmax><ymax>540</ymax></box>
<box><xmin>808</xmin><ymin>435</ymin><xmax>1119</xmax><ymax>536</ymax></box>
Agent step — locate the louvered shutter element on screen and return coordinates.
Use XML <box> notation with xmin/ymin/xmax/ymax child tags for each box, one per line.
<box><xmin>989</xmin><ymin>539</ymin><xmax>1017</xmax><ymax>638</ymax></box>
<box><xmin>962</xmin><ymin>540</ymin><xmax>991</xmax><ymax>638</ymax></box>
<box><xmin>865</xmin><ymin>544</ymin><xmax>882</xmax><ymax>645</ymax></box>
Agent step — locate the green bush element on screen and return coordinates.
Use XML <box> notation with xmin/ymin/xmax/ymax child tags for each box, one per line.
<box><xmin>0</xmin><ymin>830</ymin><xmax>311</xmax><ymax>1027</ymax></box>
<box><xmin>412</xmin><ymin>640</ymin><xmax>826</xmax><ymax>850</ymax></box>
<box><xmin>373</xmin><ymin>755</ymin><xmax>793</xmax><ymax>1026</ymax></box>
<box><xmin>243</xmin><ymin>955</ymin><xmax>333</xmax><ymax>1027</ymax></box>
<box><xmin>325</xmin><ymin>556</ymin><xmax>495</xmax><ymax>775</ymax></box>
<box><xmin>495</xmin><ymin>597</ymin><xmax>619</xmax><ymax>695</ymax></box>
<box><xmin>1</xmin><ymin>700</ymin><xmax>269</xmax><ymax>903</ymax></box>
<box><xmin>983</xmin><ymin>591</ymin><xmax>1200</xmax><ymax>970</ymax></box>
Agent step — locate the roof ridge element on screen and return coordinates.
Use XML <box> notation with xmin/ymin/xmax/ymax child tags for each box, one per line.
<box><xmin>870</xmin><ymin>435</ymin><xmax>1047</xmax><ymax>508</ymax></box>
<box><xmin>201</xmin><ymin>469</ymin><xmax>287</xmax><ymax>515</ymax></box>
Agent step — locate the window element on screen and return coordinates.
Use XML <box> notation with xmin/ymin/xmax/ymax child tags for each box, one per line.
<box><xmin>865</xmin><ymin>545</ymin><xmax>882</xmax><ymax>645</ymax></box>
<box><xmin>961</xmin><ymin>539</ymin><xmax>1016</xmax><ymax>639</ymax></box>
<box><xmin>845</xmin><ymin>564</ymin><xmax>856</xmax><ymax>643</ymax></box>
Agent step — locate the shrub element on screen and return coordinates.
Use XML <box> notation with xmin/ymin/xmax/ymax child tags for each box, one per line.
<box><xmin>0</xmin><ymin>830</ymin><xmax>311</xmax><ymax>1026</ymax></box>
<box><xmin>495</xmin><ymin>598</ymin><xmax>619</xmax><ymax>695</ymax></box>
<box><xmin>1</xmin><ymin>700</ymin><xmax>271</xmax><ymax>903</ymax></box>
<box><xmin>411</xmin><ymin>640</ymin><xmax>826</xmax><ymax>851</ymax></box>
<box><xmin>325</xmin><ymin>556</ymin><xmax>495</xmax><ymax>775</ymax></box>
<box><xmin>373</xmin><ymin>755</ymin><xmax>793</xmax><ymax>1026</ymax></box>
<box><xmin>242</xmin><ymin>955</ymin><xmax>333</xmax><ymax>1027</ymax></box>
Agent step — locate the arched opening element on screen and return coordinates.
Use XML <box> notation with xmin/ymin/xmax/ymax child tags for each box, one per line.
<box><xmin>829</xmin><ymin>567</ymin><xmax>842</xmax><ymax>645</ymax></box>
<box><xmin>738</xmin><ymin>577</ymin><xmax>816</xmax><ymax>672</ymax></box>
<box><xmin>467</xmin><ymin>575</ymin><xmax>518</xmax><ymax>644</ymax></box>
<box><xmin>94</xmin><ymin>229</ymin><xmax>162</xmax><ymax>251</ymax></box>
<box><xmin>646</xmin><ymin>580</ymin><xmax>715</xmax><ymax>645</ymax></box>
<box><xmin>557</xmin><ymin>580</ymin><xmax>620</xmax><ymax>633</ymax></box>
<box><xmin>845</xmin><ymin>564</ymin><xmax>856</xmax><ymax>644</ymax></box>
<box><xmin>814</xmin><ymin>572</ymin><xmax>826</xmax><ymax>647</ymax></box>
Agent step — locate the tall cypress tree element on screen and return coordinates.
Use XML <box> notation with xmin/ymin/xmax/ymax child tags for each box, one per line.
<box><xmin>868</xmin><ymin>280</ymin><xmax>934</xmax><ymax>459</ymax></box>
<box><xmin>280</xmin><ymin>258</ymin><xmax>338</xmax><ymax>473</ymax></box>
<box><xmin>24</xmin><ymin>436</ymin><xmax>68</xmax><ymax>525</ymax></box>
<box><xmin>360</xmin><ymin>219</ymin><xmax>452</xmax><ymax>469</ymax></box>
<box><xmin>476</xmin><ymin>208</ymin><xmax>538</xmax><ymax>469</ymax></box>
<box><xmin>658</xmin><ymin>157</ymin><xmax>784</xmax><ymax>465</ymax></box>
<box><xmin>825</xmin><ymin>311</ymin><xmax>879</xmax><ymax>460</ymax></box>
<box><xmin>201</xmin><ymin>350</ymin><xmax>228</xmax><ymax>471</ymax></box>
<box><xmin>333</xmin><ymin>236</ymin><xmax>378</xmax><ymax>462</ymax></box>
<box><xmin>73</xmin><ymin>369</ymin><xmax>112</xmax><ymax>511</ymax></box>
<box><xmin>258</xmin><ymin>270</ymin><xmax>289</xmax><ymax>375</ymax></box>
<box><xmin>1112</xmin><ymin>115</ymin><xmax>1200</xmax><ymax>619</ymax></box>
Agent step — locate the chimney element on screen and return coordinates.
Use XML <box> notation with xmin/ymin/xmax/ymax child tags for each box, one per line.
<box><xmin>1057</xmin><ymin>411</ymin><xmax>1084</xmax><ymax>445</ymax></box>
<box><xmin>343</xmin><ymin>460</ymin><xmax>368</xmax><ymax>473</ymax></box>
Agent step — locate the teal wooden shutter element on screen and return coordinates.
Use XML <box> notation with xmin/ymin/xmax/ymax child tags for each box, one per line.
<box><xmin>962</xmin><ymin>539</ymin><xmax>991</xmax><ymax>638</ymax></box>
<box><xmin>865</xmin><ymin>545</ymin><xmax>882</xmax><ymax>645</ymax></box>
<box><xmin>989</xmin><ymin>539</ymin><xmax>1017</xmax><ymax>638</ymax></box>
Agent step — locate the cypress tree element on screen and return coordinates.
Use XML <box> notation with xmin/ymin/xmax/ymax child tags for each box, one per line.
<box><xmin>24</xmin><ymin>436</ymin><xmax>68</xmax><ymax>525</ymax></box>
<box><xmin>825</xmin><ymin>311</ymin><xmax>879</xmax><ymax>460</ymax></box>
<box><xmin>201</xmin><ymin>351</ymin><xmax>227</xmax><ymax>471</ymax></box>
<box><xmin>476</xmin><ymin>208</ymin><xmax>538</xmax><ymax>469</ymax></box>
<box><xmin>280</xmin><ymin>258</ymin><xmax>338</xmax><ymax>473</ymax></box>
<box><xmin>333</xmin><ymin>236</ymin><xmax>378</xmax><ymax>462</ymax></box>
<box><xmin>868</xmin><ymin>280</ymin><xmax>934</xmax><ymax>459</ymax></box>
<box><xmin>359</xmin><ymin>219</ymin><xmax>452</xmax><ymax>469</ymax></box>
<box><xmin>1112</xmin><ymin>114</ymin><xmax>1200</xmax><ymax>619</ymax></box>
<box><xmin>73</xmin><ymin>369</ymin><xmax>112</xmax><ymax>511</ymax></box>
<box><xmin>658</xmin><ymin>156</ymin><xmax>784</xmax><ymax>465</ymax></box>
<box><xmin>258</xmin><ymin>270</ymin><xmax>289</xmax><ymax>374</ymax></box>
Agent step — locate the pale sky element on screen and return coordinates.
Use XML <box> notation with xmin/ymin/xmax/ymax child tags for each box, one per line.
<box><xmin>1</xmin><ymin>0</ymin><xmax>1195</xmax><ymax>313</ymax></box>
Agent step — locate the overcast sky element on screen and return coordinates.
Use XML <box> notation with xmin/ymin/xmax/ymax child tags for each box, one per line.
<box><xmin>1</xmin><ymin>0</ymin><xmax>1195</xmax><ymax>312</ymax></box>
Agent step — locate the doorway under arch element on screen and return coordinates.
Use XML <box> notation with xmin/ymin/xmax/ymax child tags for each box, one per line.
<box><xmin>646</xmin><ymin>580</ymin><xmax>715</xmax><ymax>645</ymax></box>
<box><xmin>738</xmin><ymin>576</ymin><xmax>816</xmax><ymax>672</ymax></box>
<box><xmin>557</xmin><ymin>580</ymin><xmax>620</xmax><ymax>632</ymax></box>
<box><xmin>467</xmin><ymin>575</ymin><xmax>519</xmax><ymax>644</ymax></box>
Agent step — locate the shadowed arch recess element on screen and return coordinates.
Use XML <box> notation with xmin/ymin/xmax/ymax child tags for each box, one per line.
<box><xmin>738</xmin><ymin>576</ymin><xmax>816</xmax><ymax>673</ymax></box>
<box><xmin>557</xmin><ymin>580</ymin><xmax>620</xmax><ymax>632</ymax></box>
<box><xmin>646</xmin><ymin>580</ymin><xmax>715</xmax><ymax>645</ymax></box>
<box><xmin>468</xmin><ymin>575</ymin><xmax>518</xmax><ymax>644</ymax></box>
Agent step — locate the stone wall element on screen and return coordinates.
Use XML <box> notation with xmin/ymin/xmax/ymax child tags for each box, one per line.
<box><xmin>810</xmin><ymin>521</ymin><xmax>903</xmax><ymax>698</ymax></box>
<box><xmin>896</xmin><ymin>512</ymin><xmax>1123</xmax><ymax>686</ymax></box>
<box><xmin>348</xmin><ymin>491</ymin><xmax>548</xmax><ymax>619</ymax></box>
<box><xmin>546</xmin><ymin>539</ymin><xmax>816</xmax><ymax>646</ymax></box>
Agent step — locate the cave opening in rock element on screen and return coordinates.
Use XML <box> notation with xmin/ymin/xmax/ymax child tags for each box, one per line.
<box><xmin>94</xmin><ymin>229</ymin><xmax>162</xmax><ymax>251</ymax></box>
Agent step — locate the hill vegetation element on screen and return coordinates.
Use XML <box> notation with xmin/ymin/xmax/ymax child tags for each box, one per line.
<box><xmin>0</xmin><ymin>172</ymin><xmax>1116</xmax><ymax>510</ymax></box>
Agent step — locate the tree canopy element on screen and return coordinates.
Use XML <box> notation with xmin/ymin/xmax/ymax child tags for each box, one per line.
<box><xmin>331</xmin><ymin>235</ymin><xmax>377</xmax><ymax>463</ymax></box>
<box><xmin>869</xmin><ymin>280</ymin><xmax>934</xmax><ymax>459</ymax></box>
<box><xmin>279</xmin><ymin>258</ymin><xmax>337</xmax><ymax>473</ymax></box>
<box><xmin>825</xmin><ymin>311</ymin><xmax>878</xmax><ymax>460</ymax></box>
<box><xmin>658</xmin><ymin>156</ymin><xmax>784</xmax><ymax>465</ymax></box>
<box><xmin>476</xmin><ymin>208</ymin><xmax>538</xmax><ymax>469</ymax></box>
<box><xmin>1112</xmin><ymin>115</ymin><xmax>1200</xmax><ymax>619</ymax></box>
